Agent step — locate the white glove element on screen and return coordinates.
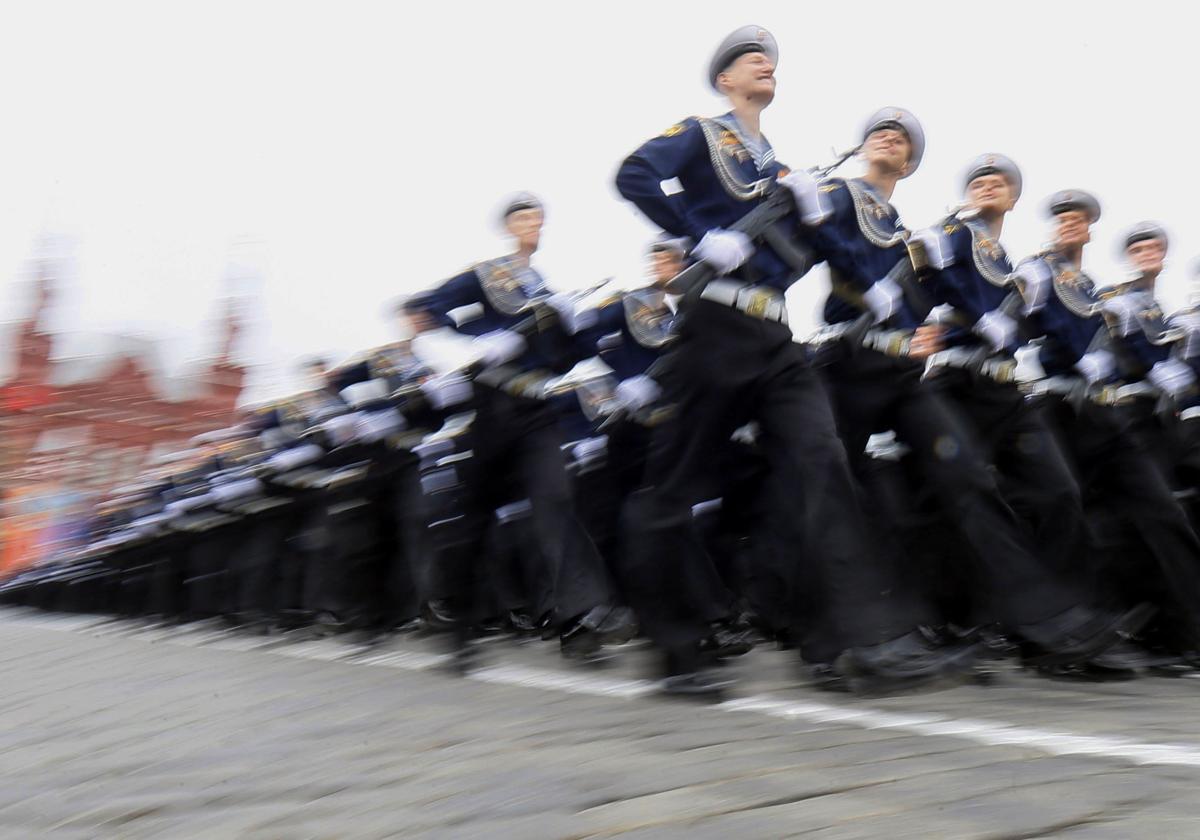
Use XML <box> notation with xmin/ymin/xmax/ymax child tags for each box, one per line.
<box><xmin>265</xmin><ymin>444</ymin><xmax>325</xmax><ymax>473</ymax></box>
<box><xmin>1013</xmin><ymin>259</ymin><xmax>1052</xmax><ymax>314</ymax></box>
<box><xmin>909</xmin><ymin>226</ymin><xmax>954</xmax><ymax>270</ymax></box>
<box><xmin>777</xmin><ymin>169</ymin><xmax>831</xmax><ymax>225</ymax></box>
<box><xmin>973</xmin><ymin>310</ymin><xmax>1017</xmax><ymax>353</ymax></box>
<box><xmin>338</xmin><ymin>379</ymin><xmax>389</xmax><ymax>409</ymax></box>
<box><xmin>571</xmin><ymin>436</ymin><xmax>608</xmax><ymax>467</ymax></box>
<box><xmin>354</xmin><ymin>408</ymin><xmax>407</xmax><ymax>442</ymax></box>
<box><xmin>863</xmin><ymin>276</ymin><xmax>905</xmax><ymax>324</ymax></box>
<box><xmin>1169</xmin><ymin>309</ymin><xmax>1200</xmax><ymax>359</ymax></box>
<box><xmin>1169</xmin><ymin>308</ymin><xmax>1200</xmax><ymax>334</ymax></box>
<box><xmin>472</xmin><ymin>329</ymin><xmax>526</xmax><ymax>367</ymax></box>
<box><xmin>545</xmin><ymin>293</ymin><xmax>597</xmax><ymax>335</ymax></box>
<box><xmin>1148</xmin><ymin>358</ymin><xmax>1196</xmax><ymax>398</ymax></box>
<box><xmin>615</xmin><ymin>374</ymin><xmax>661</xmax><ymax>412</ymax></box>
<box><xmin>420</xmin><ymin>372</ymin><xmax>473</xmax><ymax>409</ymax></box>
<box><xmin>210</xmin><ymin>478</ymin><xmax>265</xmax><ymax>505</ymax></box>
<box><xmin>693</xmin><ymin>228</ymin><xmax>754</xmax><ymax>275</ymax></box>
<box><xmin>1075</xmin><ymin>349</ymin><xmax>1115</xmax><ymax>385</ymax></box>
<box><xmin>1100</xmin><ymin>294</ymin><xmax>1141</xmax><ymax>336</ymax></box>
<box><xmin>320</xmin><ymin>413</ymin><xmax>360</xmax><ymax>447</ymax></box>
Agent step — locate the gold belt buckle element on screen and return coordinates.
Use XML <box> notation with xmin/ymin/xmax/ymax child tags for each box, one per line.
<box><xmin>744</xmin><ymin>288</ymin><xmax>773</xmax><ymax>319</ymax></box>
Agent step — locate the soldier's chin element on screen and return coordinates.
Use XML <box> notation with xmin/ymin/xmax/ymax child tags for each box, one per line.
<box><xmin>752</xmin><ymin>82</ymin><xmax>776</xmax><ymax>104</ymax></box>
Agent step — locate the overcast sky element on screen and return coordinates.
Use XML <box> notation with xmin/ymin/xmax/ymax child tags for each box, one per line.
<box><xmin>0</xmin><ymin>1</ymin><xmax>1195</xmax><ymax>403</ymax></box>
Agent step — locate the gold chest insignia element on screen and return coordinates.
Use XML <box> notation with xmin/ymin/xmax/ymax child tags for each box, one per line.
<box><xmin>719</xmin><ymin>130</ymin><xmax>752</xmax><ymax>163</ymax></box>
<box><xmin>976</xmin><ymin>235</ymin><xmax>1003</xmax><ymax>262</ymax></box>
<box><xmin>491</xmin><ymin>265</ymin><xmax>520</xmax><ymax>294</ymax></box>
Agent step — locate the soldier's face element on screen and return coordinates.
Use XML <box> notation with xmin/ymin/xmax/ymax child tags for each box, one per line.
<box><xmin>718</xmin><ymin>52</ymin><xmax>776</xmax><ymax>104</ymax></box>
<box><xmin>404</xmin><ymin>309</ymin><xmax>437</xmax><ymax>335</ymax></box>
<box><xmin>864</xmin><ymin>128</ymin><xmax>911</xmax><ymax>176</ymax></box>
<box><xmin>650</xmin><ymin>250</ymin><xmax>684</xmax><ymax>286</ymax></box>
<box><xmin>1054</xmin><ymin>210</ymin><xmax>1092</xmax><ymax>250</ymax></box>
<box><xmin>966</xmin><ymin>174</ymin><xmax>1016</xmax><ymax>215</ymax></box>
<box><xmin>1126</xmin><ymin>238</ymin><xmax>1166</xmax><ymax>276</ymax></box>
<box><xmin>505</xmin><ymin>208</ymin><xmax>544</xmax><ymax>250</ymax></box>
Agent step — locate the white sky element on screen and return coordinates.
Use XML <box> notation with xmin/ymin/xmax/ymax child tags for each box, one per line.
<box><xmin>0</xmin><ymin>1</ymin><xmax>1195</xmax><ymax>403</ymax></box>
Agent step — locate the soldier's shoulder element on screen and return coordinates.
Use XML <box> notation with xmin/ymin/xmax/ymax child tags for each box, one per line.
<box><xmin>818</xmin><ymin>176</ymin><xmax>846</xmax><ymax>194</ymax></box>
<box><xmin>658</xmin><ymin>116</ymin><xmax>701</xmax><ymax>138</ymax></box>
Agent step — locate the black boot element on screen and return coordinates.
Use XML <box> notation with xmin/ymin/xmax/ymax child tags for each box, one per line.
<box><xmin>1019</xmin><ymin>603</ymin><xmax>1155</xmax><ymax>667</ymax></box>
<box><xmin>835</xmin><ymin>630</ymin><xmax>982</xmax><ymax>695</ymax></box>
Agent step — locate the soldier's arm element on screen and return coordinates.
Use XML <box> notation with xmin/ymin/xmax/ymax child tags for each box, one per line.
<box><xmin>419</xmin><ymin>269</ymin><xmax>483</xmax><ymax>329</ymax></box>
<box><xmin>570</xmin><ymin>299</ymin><xmax>625</xmax><ymax>359</ymax></box>
<box><xmin>325</xmin><ymin>359</ymin><xmax>377</xmax><ymax>393</ymax></box>
<box><xmin>793</xmin><ymin>180</ymin><xmax>850</xmax><ymax>264</ymax></box>
<box><xmin>922</xmin><ymin>225</ymin><xmax>1020</xmax><ymax>353</ymax></box>
<box><xmin>615</xmin><ymin>118</ymin><xmax>706</xmax><ymax>241</ymax></box>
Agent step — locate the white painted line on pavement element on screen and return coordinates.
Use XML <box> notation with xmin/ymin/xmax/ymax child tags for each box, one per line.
<box><xmin>8</xmin><ymin>610</ymin><xmax>1200</xmax><ymax>769</ymax></box>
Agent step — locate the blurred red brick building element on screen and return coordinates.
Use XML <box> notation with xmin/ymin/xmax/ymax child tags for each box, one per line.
<box><xmin>0</xmin><ymin>262</ymin><xmax>247</xmax><ymax>575</ymax></box>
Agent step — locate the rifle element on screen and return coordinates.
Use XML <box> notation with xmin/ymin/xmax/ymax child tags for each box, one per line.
<box><xmin>664</xmin><ymin>185</ymin><xmax>802</xmax><ymax>300</ymax></box>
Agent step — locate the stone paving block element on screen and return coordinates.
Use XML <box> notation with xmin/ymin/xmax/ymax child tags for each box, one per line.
<box><xmin>4</xmin><ymin>613</ymin><xmax>1200</xmax><ymax>838</ymax></box>
<box><xmin>1053</xmin><ymin>813</ymin><xmax>1200</xmax><ymax>839</ymax></box>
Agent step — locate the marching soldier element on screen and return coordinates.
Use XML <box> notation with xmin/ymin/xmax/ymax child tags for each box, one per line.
<box><xmin>1013</xmin><ymin>192</ymin><xmax>1200</xmax><ymax>661</ymax></box>
<box><xmin>914</xmin><ymin>155</ymin><xmax>1093</xmax><ymax>593</ymax></box>
<box><xmin>413</xmin><ymin>193</ymin><xmax>626</xmax><ymax>663</ymax></box>
<box><xmin>791</xmin><ymin>118</ymin><xmax>1149</xmax><ymax>669</ymax></box>
<box><xmin>1103</xmin><ymin>223</ymin><xmax>1198</xmax><ymax>482</ymax></box>
<box><xmin>615</xmin><ymin>27</ymin><xmax>973</xmax><ymax>697</ymax></box>
<box><xmin>572</xmin><ymin>235</ymin><xmax>754</xmax><ymax>659</ymax></box>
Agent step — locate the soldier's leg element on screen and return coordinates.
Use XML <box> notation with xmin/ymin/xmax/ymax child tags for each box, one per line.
<box><xmin>994</xmin><ymin>400</ymin><xmax>1092</xmax><ymax>587</ymax></box>
<box><xmin>1087</xmin><ymin>408</ymin><xmax>1200</xmax><ymax>649</ymax></box>
<box><xmin>758</xmin><ymin>345</ymin><xmax>926</xmax><ymax>664</ymax></box>
<box><xmin>621</xmin><ymin>306</ymin><xmax>755</xmax><ymax>677</ymax></box>
<box><xmin>515</xmin><ymin>413</ymin><xmax>619</xmax><ymax>630</ymax></box>
<box><xmin>891</xmin><ymin>383</ymin><xmax>1076</xmax><ymax>628</ymax></box>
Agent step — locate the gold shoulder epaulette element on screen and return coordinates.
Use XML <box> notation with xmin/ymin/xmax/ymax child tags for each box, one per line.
<box><xmin>660</xmin><ymin>118</ymin><xmax>696</xmax><ymax>138</ymax></box>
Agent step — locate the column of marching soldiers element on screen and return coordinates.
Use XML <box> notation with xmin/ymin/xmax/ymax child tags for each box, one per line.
<box><xmin>10</xmin><ymin>24</ymin><xmax>1200</xmax><ymax>698</ymax></box>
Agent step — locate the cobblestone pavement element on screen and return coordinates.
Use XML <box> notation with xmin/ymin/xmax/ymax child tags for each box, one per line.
<box><xmin>1</xmin><ymin>608</ymin><xmax>1199</xmax><ymax>838</ymax></box>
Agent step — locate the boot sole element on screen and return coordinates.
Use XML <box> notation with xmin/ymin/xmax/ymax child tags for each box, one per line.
<box><xmin>1023</xmin><ymin>603</ymin><xmax>1157</xmax><ymax>668</ymax></box>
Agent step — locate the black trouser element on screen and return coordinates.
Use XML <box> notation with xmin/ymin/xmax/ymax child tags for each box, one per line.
<box><xmin>1125</xmin><ymin>399</ymin><xmax>1182</xmax><ymax>489</ymax></box>
<box><xmin>1042</xmin><ymin>397</ymin><xmax>1200</xmax><ymax>647</ymax></box>
<box><xmin>569</xmin><ymin>420</ymin><xmax>648</xmax><ymax>600</ymax></box>
<box><xmin>371</xmin><ymin>452</ymin><xmax>425</xmax><ymax>629</ymax></box>
<box><xmin>929</xmin><ymin>368</ymin><xmax>1091</xmax><ymax>588</ymax></box>
<box><xmin>627</xmin><ymin>300</ymin><xmax>913</xmax><ymax>673</ymax></box>
<box><xmin>307</xmin><ymin>479</ymin><xmax>388</xmax><ymax>629</ymax></box>
<box><xmin>1174</xmin><ymin>415</ymin><xmax>1200</xmax><ymax>492</ymax></box>
<box><xmin>824</xmin><ymin>349</ymin><xmax>1074</xmax><ymax>631</ymax></box>
<box><xmin>430</xmin><ymin>388</ymin><xmax>614</xmax><ymax>632</ymax></box>
<box><xmin>572</xmin><ymin>416</ymin><xmax>736</xmax><ymax>623</ymax></box>
<box><xmin>227</xmin><ymin>500</ymin><xmax>294</xmax><ymax>620</ymax></box>
<box><xmin>180</xmin><ymin>514</ymin><xmax>242</xmax><ymax>620</ymax></box>
<box><xmin>696</xmin><ymin>436</ymin><xmax>770</xmax><ymax>621</ymax></box>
